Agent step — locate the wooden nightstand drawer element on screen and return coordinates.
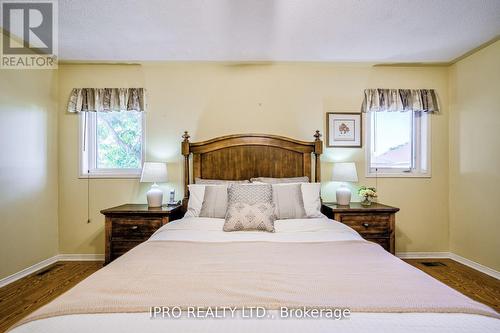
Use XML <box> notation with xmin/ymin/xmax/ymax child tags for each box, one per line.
<box><xmin>102</xmin><ymin>204</ymin><xmax>184</xmax><ymax>265</ymax></box>
<box><xmin>365</xmin><ymin>237</ymin><xmax>390</xmax><ymax>252</ymax></box>
<box><xmin>110</xmin><ymin>240</ymin><xmax>143</xmax><ymax>261</ymax></box>
<box><xmin>338</xmin><ymin>214</ymin><xmax>391</xmax><ymax>235</ymax></box>
<box><xmin>111</xmin><ymin>217</ymin><xmax>162</xmax><ymax>240</ymax></box>
<box><xmin>321</xmin><ymin>202</ymin><xmax>399</xmax><ymax>255</ymax></box>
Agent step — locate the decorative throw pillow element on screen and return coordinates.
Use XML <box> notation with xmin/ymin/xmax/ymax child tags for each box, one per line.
<box><xmin>199</xmin><ymin>185</ymin><xmax>228</xmax><ymax>218</ymax></box>
<box><xmin>250</xmin><ymin>176</ymin><xmax>309</xmax><ymax>184</ymax></box>
<box><xmin>272</xmin><ymin>183</ymin><xmax>306</xmax><ymax>219</ymax></box>
<box><xmin>227</xmin><ymin>183</ymin><xmax>273</xmax><ymax>205</ymax></box>
<box><xmin>223</xmin><ymin>202</ymin><xmax>275</xmax><ymax>232</ymax></box>
<box><xmin>224</xmin><ymin>184</ymin><xmax>276</xmax><ymax>232</ymax></box>
<box><xmin>195</xmin><ymin>178</ymin><xmax>249</xmax><ymax>185</ymax></box>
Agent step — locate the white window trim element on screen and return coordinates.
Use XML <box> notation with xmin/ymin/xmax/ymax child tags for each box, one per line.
<box><xmin>365</xmin><ymin>111</ymin><xmax>431</xmax><ymax>178</ymax></box>
<box><xmin>78</xmin><ymin>112</ymin><xmax>146</xmax><ymax>179</ymax></box>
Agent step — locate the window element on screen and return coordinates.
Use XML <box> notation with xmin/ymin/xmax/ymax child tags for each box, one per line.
<box><xmin>366</xmin><ymin>111</ymin><xmax>430</xmax><ymax>177</ymax></box>
<box><xmin>80</xmin><ymin>111</ymin><xmax>145</xmax><ymax>178</ymax></box>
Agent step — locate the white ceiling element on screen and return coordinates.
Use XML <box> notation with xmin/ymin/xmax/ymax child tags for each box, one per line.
<box><xmin>58</xmin><ymin>0</ymin><xmax>500</xmax><ymax>63</ymax></box>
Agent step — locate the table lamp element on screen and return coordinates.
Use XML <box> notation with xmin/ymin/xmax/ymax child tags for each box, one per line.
<box><xmin>140</xmin><ymin>162</ymin><xmax>168</xmax><ymax>207</ymax></box>
<box><xmin>332</xmin><ymin>162</ymin><xmax>358</xmax><ymax>206</ymax></box>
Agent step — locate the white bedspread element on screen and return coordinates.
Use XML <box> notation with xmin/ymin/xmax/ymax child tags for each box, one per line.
<box><xmin>10</xmin><ymin>217</ymin><xmax>499</xmax><ymax>333</ymax></box>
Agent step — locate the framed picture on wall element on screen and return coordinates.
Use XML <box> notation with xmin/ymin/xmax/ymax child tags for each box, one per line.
<box><xmin>326</xmin><ymin>112</ymin><xmax>362</xmax><ymax>147</ymax></box>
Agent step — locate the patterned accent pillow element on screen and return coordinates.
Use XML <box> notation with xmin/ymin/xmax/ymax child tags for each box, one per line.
<box><xmin>250</xmin><ymin>176</ymin><xmax>309</xmax><ymax>184</ymax></box>
<box><xmin>223</xmin><ymin>202</ymin><xmax>275</xmax><ymax>232</ymax></box>
<box><xmin>228</xmin><ymin>184</ymin><xmax>273</xmax><ymax>205</ymax></box>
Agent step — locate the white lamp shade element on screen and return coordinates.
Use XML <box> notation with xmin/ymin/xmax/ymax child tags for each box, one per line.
<box><xmin>140</xmin><ymin>162</ymin><xmax>168</xmax><ymax>183</ymax></box>
<box><xmin>332</xmin><ymin>162</ymin><xmax>358</xmax><ymax>182</ymax></box>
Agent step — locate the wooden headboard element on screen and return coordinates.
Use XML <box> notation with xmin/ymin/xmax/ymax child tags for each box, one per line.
<box><xmin>181</xmin><ymin>131</ymin><xmax>323</xmax><ymax>205</ymax></box>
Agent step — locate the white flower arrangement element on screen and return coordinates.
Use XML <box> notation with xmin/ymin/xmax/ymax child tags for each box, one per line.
<box><xmin>358</xmin><ymin>186</ymin><xmax>378</xmax><ymax>199</ymax></box>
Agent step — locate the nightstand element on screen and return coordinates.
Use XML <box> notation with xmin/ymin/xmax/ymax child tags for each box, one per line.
<box><xmin>321</xmin><ymin>202</ymin><xmax>399</xmax><ymax>254</ymax></box>
<box><xmin>101</xmin><ymin>204</ymin><xmax>183</xmax><ymax>265</ymax></box>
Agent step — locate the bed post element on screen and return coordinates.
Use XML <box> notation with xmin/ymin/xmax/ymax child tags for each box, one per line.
<box><xmin>181</xmin><ymin>131</ymin><xmax>191</xmax><ymax>209</ymax></box>
<box><xmin>313</xmin><ymin>130</ymin><xmax>323</xmax><ymax>182</ymax></box>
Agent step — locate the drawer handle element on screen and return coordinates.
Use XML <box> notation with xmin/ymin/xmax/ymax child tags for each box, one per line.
<box><xmin>362</xmin><ymin>223</ymin><xmax>370</xmax><ymax>228</ymax></box>
<box><xmin>130</xmin><ymin>225</ymin><xmax>138</xmax><ymax>230</ymax></box>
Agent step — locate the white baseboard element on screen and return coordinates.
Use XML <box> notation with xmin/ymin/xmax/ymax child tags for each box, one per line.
<box><xmin>397</xmin><ymin>252</ymin><xmax>499</xmax><ymax>280</ymax></box>
<box><xmin>0</xmin><ymin>255</ymin><xmax>59</xmax><ymax>288</ymax></box>
<box><xmin>57</xmin><ymin>254</ymin><xmax>105</xmax><ymax>261</ymax></box>
<box><xmin>449</xmin><ymin>253</ymin><xmax>500</xmax><ymax>280</ymax></box>
<box><xmin>0</xmin><ymin>254</ymin><xmax>104</xmax><ymax>288</ymax></box>
<box><xmin>396</xmin><ymin>251</ymin><xmax>451</xmax><ymax>259</ymax></box>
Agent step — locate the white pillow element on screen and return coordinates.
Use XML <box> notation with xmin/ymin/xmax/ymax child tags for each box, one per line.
<box><xmin>184</xmin><ymin>184</ymin><xmax>206</xmax><ymax>217</ymax></box>
<box><xmin>199</xmin><ymin>184</ymin><xmax>228</xmax><ymax>218</ymax></box>
<box><xmin>301</xmin><ymin>183</ymin><xmax>322</xmax><ymax>218</ymax></box>
<box><xmin>272</xmin><ymin>183</ymin><xmax>306</xmax><ymax>219</ymax></box>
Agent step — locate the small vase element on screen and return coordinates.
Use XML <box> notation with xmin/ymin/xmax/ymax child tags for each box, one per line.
<box><xmin>361</xmin><ymin>197</ymin><xmax>372</xmax><ymax>206</ymax></box>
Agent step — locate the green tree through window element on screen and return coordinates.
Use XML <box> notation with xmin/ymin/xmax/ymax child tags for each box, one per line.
<box><xmin>96</xmin><ymin>111</ymin><xmax>143</xmax><ymax>169</ymax></box>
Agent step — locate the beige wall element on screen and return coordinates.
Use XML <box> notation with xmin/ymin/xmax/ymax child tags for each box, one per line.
<box><xmin>58</xmin><ymin>63</ymin><xmax>450</xmax><ymax>255</ymax></box>
<box><xmin>449</xmin><ymin>41</ymin><xmax>500</xmax><ymax>271</ymax></box>
<box><xmin>0</xmin><ymin>70</ymin><xmax>59</xmax><ymax>279</ymax></box>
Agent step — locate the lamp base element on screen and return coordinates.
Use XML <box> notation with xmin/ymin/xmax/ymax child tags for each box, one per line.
<box><xmin>146</xmin><ymin>183</ymin><xmax>163</xmax><ymax>208</ymax></box>
<box><xmin>336</xmin><ymin>185</ymin><xmax>352</xmax><ymax>206</ymax></box>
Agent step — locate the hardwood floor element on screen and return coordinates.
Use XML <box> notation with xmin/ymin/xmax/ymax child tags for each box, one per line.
<box><xmin>0</xmin><ymin>261</ymin><xmax>102</xmax><ymax>332</ymax></box>
<box><xmin>404</xmin><ymin>258</ymin><xmax>500</xmax><ymax>312</ymax></box>
<box><xmin>0</xmin><ymin>259</ymin><xmax>498</xmax><ymax>332</ymax></box>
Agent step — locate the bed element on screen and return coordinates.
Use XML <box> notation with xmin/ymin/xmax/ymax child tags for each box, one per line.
<box><xmin>9</xmin><ymin>132</ymin><xmax>499</xmax><ymax>333</ymax></box>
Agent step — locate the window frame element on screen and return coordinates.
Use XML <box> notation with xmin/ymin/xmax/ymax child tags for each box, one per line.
<box><xmin>365</xmin><ymin>111</ymin><xmax>431</xmax><ymax>178</ymax></box>
<box><xmin>78</xmin><ymin>111</ymin><xmax>146</xmax><ymax>179</ymax></box>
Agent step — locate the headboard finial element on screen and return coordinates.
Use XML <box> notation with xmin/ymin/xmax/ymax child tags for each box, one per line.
<box><xmin>314</xmin><ymin>130</ymin><xmax>322</xmax><ymax>141</ymax></box>
<box><xmin>182</xmin><ymin>131</ymin><xmax>191</xmax><ymax>208</ymax></box>
<box><xmin>313</xmin><ymin>130</ymin><xmax>323</xmax><ymax>182</ymax></box>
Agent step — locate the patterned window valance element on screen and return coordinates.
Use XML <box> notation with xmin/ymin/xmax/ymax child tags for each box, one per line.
<box><xmin>67</xmin><ymin>88</ymin><xmax>146</xmax><ymax>112</ymax></box>
<box><xmin>361</xmin><ymin>89</ymin><xmax>439</xmax><ymax>113</ymax></box>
